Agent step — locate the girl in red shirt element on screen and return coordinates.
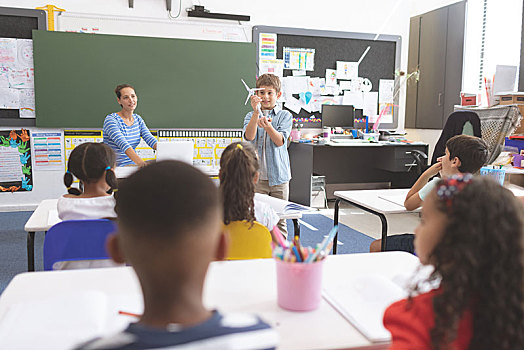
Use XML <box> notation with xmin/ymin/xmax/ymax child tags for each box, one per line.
<box><xmin>384</xmin><ymin>174</ymin><xmax>524</xmax><ymax>349</ymax></box>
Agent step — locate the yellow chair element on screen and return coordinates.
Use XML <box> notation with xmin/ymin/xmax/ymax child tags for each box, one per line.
<box><xmin>224</xmin><ymin>220</ymin><xmax>273</xmax><ymax>260</ymax></box>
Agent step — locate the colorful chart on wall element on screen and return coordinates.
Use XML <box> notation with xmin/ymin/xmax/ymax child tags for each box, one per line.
<box><xmin>157</xmin><ymin>129</ymin><xmax>242</xmax><ymax>175</ymax></box>
<box><xmin>0</xmin><ymin>129</ymin><xmax>33</xmax><ymax>192</ymax></box>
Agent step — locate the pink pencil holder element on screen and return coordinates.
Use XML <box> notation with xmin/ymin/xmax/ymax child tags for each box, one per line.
<box><xmin>275</xmin><ymin>259</ymin><xmax>324</xmax><ymax>311</ymax></box>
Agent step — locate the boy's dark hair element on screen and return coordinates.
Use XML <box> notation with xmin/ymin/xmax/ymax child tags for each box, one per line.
<box><xmin>114</xmin><ymin>84</ymin><xmax>135</xmax><ymax>99</ymax></box>
<box><xmin>116</xmin><ymin>161</ymin><xmax>220</xmax><ymax>240</ymax></box>
<box><xmin>256</xmin><ymin>74</ymin><xmax>281</xmax><ymax>93</ymax></box>
<box><xmin>219</xmin><ymin>142</ymin><xmax>258</xmax><ymax>225</ymax></box>
<box><xmin>421</xmin><ymin>177</ymin><xmax>524</xmax><ymax>349</ymax></box>
<box><xmin>446</xmin><ymin>135</ymin><xmax>488</xmax><ymax>173</ymax></box>
<box><xmin>64</xmin><ymin>142</ymin><xmax>117</xmax><ymax>195</ymax></box>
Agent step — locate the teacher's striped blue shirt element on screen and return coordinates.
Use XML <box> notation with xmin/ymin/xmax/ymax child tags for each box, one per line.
<box><xmin>103</xmin><ymin>113</ymin><xmax>157</xmax><ymax>166</ymax></box>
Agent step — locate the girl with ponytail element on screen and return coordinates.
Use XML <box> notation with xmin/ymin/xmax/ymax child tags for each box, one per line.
<box><xmin>58</xmin><ymin>142</ymin><xmax>118</xmax><ymax>220</ymax></box>
<box><xmin>219</xmin><ymin>141</ymin><xmax>280</xmax><ymax>235</ymax></box>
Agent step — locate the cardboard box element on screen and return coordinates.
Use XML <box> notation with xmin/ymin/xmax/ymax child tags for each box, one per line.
<box><xmin>496</xmin><ymin>93</ymin><xmax>524</xmax><ymax>134</ymax></box>
<box><xmin>498</xmin><ymin>92</ymin><xmax>524</xmax><ymax>105</ymax></box>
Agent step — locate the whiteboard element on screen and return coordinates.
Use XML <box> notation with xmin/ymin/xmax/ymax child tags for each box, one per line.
<box><xmin>57</xmin><ymin>12</ymin><xmax>251</xmax><ymax>42</ymax></box>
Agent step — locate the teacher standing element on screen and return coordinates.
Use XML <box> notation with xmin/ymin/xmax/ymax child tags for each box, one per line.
<box><xmin>103</xmin><ymin>84</ymin><xmax>157</xmax><ymax>167</ymax></box>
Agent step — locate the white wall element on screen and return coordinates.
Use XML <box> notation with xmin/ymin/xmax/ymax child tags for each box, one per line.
<box><xmin>0</xmin><ymin>0</ymin><xmax>462</xmax><ymax>211</ymax></box>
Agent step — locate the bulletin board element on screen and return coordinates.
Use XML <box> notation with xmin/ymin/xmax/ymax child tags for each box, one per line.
<box><xmin>0</xmin><ymin>129</ymin><xmax>33</xmax><ymax>192</ymax></box>
<box><xmin>157</xmin><ymin>129</ymin><xmax>242</xmax><ymax>175</ymax></box>
<box><xmin>253</xmin><ymin>26</ymin><xmax>401</xmax><ymax>130</ymax></box>
<box><xmin>0</xmin><ymin>6</ymin><xmax>46</xmax><ymax>127</ymax></box>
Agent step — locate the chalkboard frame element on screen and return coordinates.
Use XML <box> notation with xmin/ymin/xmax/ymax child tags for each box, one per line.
<box><xmin>0</xmin><ymin>6</ymin><xmax>46</xmax><ymax>127</ymax></box>
<box><xmin>252</xmin><ymin>26</ymin><xmax>401</xmax><ymax>130</ymax></box>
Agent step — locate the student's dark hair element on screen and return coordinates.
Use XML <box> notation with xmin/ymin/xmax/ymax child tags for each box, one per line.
<box><xmin>64</xmin><ymin>142</ymin><xmax>117</xmax><ymax>195</ymax></box>
<box><xmin>256</xmin><ymin>74</ymin><xmax>281</xmax><ymax>93</ymax></box>
<box><xmin>219</xmin><ymin>142</ymin><xmax>258</xmax><ymax>225</ymax></box>
<box><xmin>414</xmin><ymin>176</ymin><xmax>524</xmax><ymax>349</ymax></box>
<box><xmin>115</xmin><ymin>84</ymin><xmax>135</xmax><ymax>99</ymax></box>
<box><xmin>115</xmin><ymin>160</ymin><xmax>220</xmax><ymax>240</ymax></box>
<box><xmin>446</xmin><ymin>135</ymin><xmax>488</xmax><ymax>173</ymax></box>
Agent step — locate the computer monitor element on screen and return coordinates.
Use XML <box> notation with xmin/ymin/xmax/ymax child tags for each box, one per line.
<box><xmin>321</xmin><ymin>105</ymin><xmax>354</xmax><ymax>128</ymax></box>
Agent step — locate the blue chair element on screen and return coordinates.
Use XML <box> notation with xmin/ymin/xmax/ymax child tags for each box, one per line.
<box><xmin>43</xmin><ymin>219</ymin><xmax>117</xmax><ymax>271</ymax></box>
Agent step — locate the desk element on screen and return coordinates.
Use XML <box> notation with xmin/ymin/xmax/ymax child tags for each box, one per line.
<box><xmin>333</xmin><ymin>185</ymin><xmax>524</xmax><ymax>254</ymax></box>
<box><xmin>0</xmin><ymin>252</ymin><xmax>420</xmax><ymax>350</ymax></box>
<box><xmin>23</xmin><ymin>197</ymin><xmax>305</xmax><ymax>272</ymax></box>
<box><xmin>333</xmin><ymin>189</ymin><xmax>414</xmax><ymax>253</ymax></box>
<box><xmin>289</xmin><ymin>142</ymin><xmax>429</xmax><ymax>206</ymax></box>
<box><xmin>23</xmin><ymin>199</ymin><xmax>58</xmax><ymax>272</ymax></box>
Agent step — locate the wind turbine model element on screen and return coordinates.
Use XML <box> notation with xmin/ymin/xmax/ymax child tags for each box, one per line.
<box><xmin>241</xmin><ymin>79</ymin><xmax>265</xmax><ymax>116</ymax></box>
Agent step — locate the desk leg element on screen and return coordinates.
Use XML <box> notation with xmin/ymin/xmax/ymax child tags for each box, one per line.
<box><xmin>379</xmin><ymin>214</ymin><xmax>388</xmax><ymax>252</ymax></box>
<box><xmin>293</xmin><ymin>219</ymin><xmax>300</xmax><ymax>239</ymax></box>
<box><xmin>333</xmin><ymin>199</ymin><xmax>340</xmax><ymax>255</ymax></box>
<box><xmin>27</xmin><ymin>232</ymin><xmax>35</xmax><ymax>272</ymax></box>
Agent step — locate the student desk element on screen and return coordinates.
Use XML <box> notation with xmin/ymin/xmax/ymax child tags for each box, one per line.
<box><xmin>289</xmin><ymin>141</ymin><xmax>429</xmax><ymax>206</ymax></box>
<box><xmin>333</xmin><ymin>189</ymin><xmax>416</xmax><ymax>253</ymax></box>
<box><xmin>23</xmin><ymin>197</ymin><xmax>304</xmax><ymax>272</ymax></box>
<box><xmin>0</xmin><ymin>252</ymin><xmax>420</xmax><ymax>350</ymax></box>
<box><xmin>333</xmin><ymin>184</ymin><xmax>524</xmax><ymax>253</ymax></box>
<box><xmin>23</xmin><ymin>199</ymin><xmax>58</xmax><ymax>272</ymax></box>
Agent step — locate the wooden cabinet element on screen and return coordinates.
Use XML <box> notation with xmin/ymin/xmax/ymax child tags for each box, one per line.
<box><xmin>406</xmin><ymin>1</ymin><xmax>466</xmax><ymax>129</ymax></box>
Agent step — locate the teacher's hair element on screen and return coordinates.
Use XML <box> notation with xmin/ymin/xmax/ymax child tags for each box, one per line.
<box><xmin>64</xmin><ymin>142</ymin><xmax>118</xmax><ymax>195</ymax></box>
<box><xmin>219</xmin><ymin>142</ymin><xmax>258</xmax><ymax>225</ymax></box>
<box><xmin>115</xmin><ymin>84</ymin><xmax>135</xmax><ymax>99</ymax></box>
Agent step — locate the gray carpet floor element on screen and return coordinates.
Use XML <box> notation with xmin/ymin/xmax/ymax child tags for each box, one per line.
<box><xmin>0</xmin><ymin>211</ymin><xmax>44</xmax><ymax>294</ymax></box>
<box><xmin>0</xmin><ymin>211</ymin><xmax>372</xmax><ymax>295</ymax></box>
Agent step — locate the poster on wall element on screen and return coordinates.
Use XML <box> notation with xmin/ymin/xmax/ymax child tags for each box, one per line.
<box><xmin>0</xmin><ymin>129</ymin><xmax>33</xmax><ymax>192</ymax></box>
<box><xmin>32</xmin><ymin>131</ymin><xmax>64</xmax><ymax>170</ymax></box>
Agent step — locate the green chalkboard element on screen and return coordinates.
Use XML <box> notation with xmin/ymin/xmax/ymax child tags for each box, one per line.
<box><xmin>33</xmin><ymin>30</ymin><xmax>255</xmax><ymax>128</ymax></box>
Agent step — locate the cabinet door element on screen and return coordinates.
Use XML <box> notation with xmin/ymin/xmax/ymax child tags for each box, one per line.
<box><xmin>416</xmin><ymin>7</ymin><xmax>448</xmax><ymax>129</ymax></box>
<box><xmin>405</xmin><ymin>16</ymin><xmax>420</xmax><ymax>129</ymax></box>
<box><xmin>443</xmin><ymin>1</ymin><xmax>465</xmax><ymax>125</ymax></box>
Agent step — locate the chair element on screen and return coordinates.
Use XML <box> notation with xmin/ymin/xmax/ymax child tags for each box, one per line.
<box><xmin>43</xmin><ymin>219</ymin><xmax>117</xmax><ymax>271</ymax></box>
<box><xmin>224</xmin><ymin>220</ymin><xmax>273</xmax><ymax>260</ymax></box>
<box><xmin>431</xmin><ymin>111</ymin><xmax>482</xmax><ymax>164</ymax></box>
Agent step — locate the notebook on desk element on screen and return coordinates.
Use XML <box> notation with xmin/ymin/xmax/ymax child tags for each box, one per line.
<box><xmin>323</xmin><ymin>274</ymin><xmax>407</xmax><ymax>342</ymax></box>
<box><xmin>254</xmin><ymin>193</ymin><xmax>310</xmax><ymax>215</ymax></box>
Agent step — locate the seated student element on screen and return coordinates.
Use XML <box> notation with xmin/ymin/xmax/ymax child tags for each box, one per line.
<box><xmin>219</xmin><ymin>141</ymin><xmax>280</xmax><ymax>235</ymax></box>
<box><xmin>76</xmin><ymin>161</ymin><xmax>278</xmax><ymax>350</ymax></box>
<box><xmin>58</xmin><ymin>142</ymin><xmax>118</xmax><ymax>221</ymax></box>
<box><xmin>383</xmin><ymin>175</ymin><xmax>524</xmax><ymax>349</ymax></box>
<box><xmin>370</xmin><ymin>135</ymin><xmax>488</xmax><ymax>253</ymax></box>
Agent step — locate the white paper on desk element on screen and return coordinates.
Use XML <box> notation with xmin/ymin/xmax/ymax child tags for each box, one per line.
<box><xmin>378</xmin><ymin>194</ymin><xmax>406</xmax><ymax>207</ymax></box>
<box><xmin>0</xmin><ymin>291</ymin><xmax>107</xmax><ymax>349</ymax></box>
<box><xmin>47</xmin><ymin>209</ymin><xmax>61</xmax><ymax>226</ymax></box>
<box><xmin>325</xmin><ymin>69</ymin><xmax>337</xmax><ymax>87</ymax></box>
<box><xmin>323</xmin><ymin>274</ymin><xmax>407</xmax><ymax>342</ymax></box>
<box><xmin>254</xmin><ymin>193</ymin><xmax>310</xmax><ymax>215</ymax></box>
<box><xmin>0</xmin><ymin>87</ymin><xmax>19</xmax><ymax>109</ymax></box>
<box><xmin>284</xmin><ymin>96</ymin><xmax>302</xmax><ymax>114</ymax></box>
<box><xmin>0</xmin><ymin>38</ymin><xmax>16</xmax><ymax>65</ymax></box>
<box><xmin>259</xmin><ymin>59</ymin><xmax>283</xmax><ymax>78</ymax></box>
<box><xmin>282</xmin><ymin>76</ymin><xmax>309</xmax><ymax>94</ymax></box>
<box><xmin>336</xmin><ymin>61</ymin><xmax>358</xmax><ymax>80</ymax></box>
<box><xmin>363</xmin><ymin>92</ymin><xmax>378</xmax><ymax>119</ymax></box>
<box><xmin>342</xmin><ymin>91</ymin><xmax>363</xmax><ymax>109</ymax></box>
<box><xmin>379</xmin><ymin>79</ymin><xmax>394</xmax><ymax>103</ymax></box>
<box><xmin>493</xmin><ymin>65</ymin><xmax>518</xmax><ymax>94</ymax></box>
